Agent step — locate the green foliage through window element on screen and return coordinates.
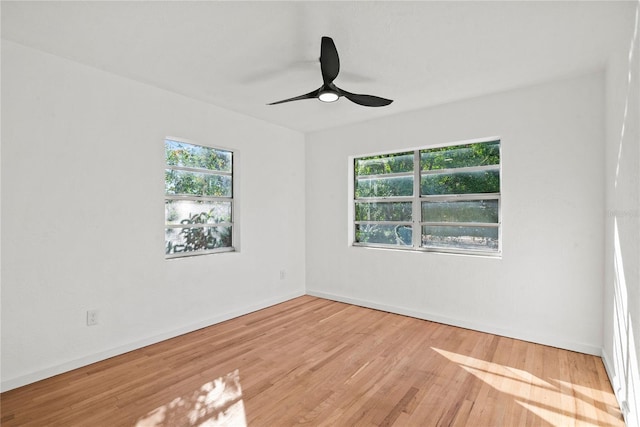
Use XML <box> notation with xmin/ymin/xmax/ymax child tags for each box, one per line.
<box><xmin>165</xmin><ymin>139</ymin><xmax>234</xmax><ymax>257</ymax></box>
<box><xmin>165</xmin><ymin>170</ymin><xmax>232</xmax><ymax>197</ymax></box>
<box><xmin>420</xmin><ymin>141</ymin><xmax>500</xmax><ymax>171</ymax></box>
<box><xmin>355</xmin><ymin>202</ymin><xmax>412</xmax><ymax>222</ymax></box>
<box><xmin>421</xmin><ymin>200</ymin><xmax>498</xmax><ymax>223</ymax></box>
<box><xmin>355</xmin><ymin>152</ymin><xmax>414</xmax><ymax>175</ymax></box>
<box><xmin>354</xmin><ymin>139</ymin><xmax>501</xmax><ymax>254</ymax></box>
<box><xmin>420</xmin><ymin>170</ymin><xmax>500</xmax><ymax>195</ymax></box>
<box><xmin>165</xmin><ymin>140</ymin><xmax>232</xmax><ymax>171</ymax></box>
<box><xmin>355</xmin><ymin>176</ymin><xmax>414</xmax><ymax>198</ymax></box>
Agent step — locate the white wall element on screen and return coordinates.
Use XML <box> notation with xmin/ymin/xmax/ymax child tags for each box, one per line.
<box><xmin>603</xmin><ymin>3</ymin><xmax>640</xmax><ymax>426</ymax></box>
<box><xmin>306</xmin><ymin>71</ymin><xmax>605</xmax><ymax>355</ymax></box>
<box><xmin>0</xmin><ymin>41</ymin><xmax>306</xmax><ymax>391</ymax></box>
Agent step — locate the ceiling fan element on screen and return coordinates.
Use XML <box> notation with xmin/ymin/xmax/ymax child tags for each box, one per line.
<box><xmin>268</xmin><ymin>36</ymin><xmax>393</xmax><ymax>107</ymax></box>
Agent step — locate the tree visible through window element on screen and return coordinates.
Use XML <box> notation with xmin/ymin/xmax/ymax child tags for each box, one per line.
<box><xmin>165</xmin><ymin>138</ymin><xmax>234</xmax><ymax>257</ymax></box>
<box><xmin>354</xmin><ymin>139</ymin><xmax>501</xmax><ymax>255</ymax></box>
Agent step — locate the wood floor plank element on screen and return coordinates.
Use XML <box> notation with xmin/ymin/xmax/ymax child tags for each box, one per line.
<box><xmin>1</xmin><ymin>296</ymin><xmax>624</xmax><ymax>426</ymax></box>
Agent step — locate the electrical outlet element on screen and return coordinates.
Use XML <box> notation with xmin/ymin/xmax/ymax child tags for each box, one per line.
<box><xmin>279</xmin><ymin>270</ymin><xmax>286</xmax><ymax>280</ymax></box>
<box><xmin>87</xmin><ymin>310</ymin><xmax>99</xmax><ymax>326</ymax></box>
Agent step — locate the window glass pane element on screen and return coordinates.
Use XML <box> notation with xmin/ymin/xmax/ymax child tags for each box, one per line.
<box><xmin>420</xmin><ymin>169</ymin><xmax>499</xmax><ymax>195</ymax></box>
<box><xmin>165</xmin><ymin>139</ymin><xmax>232</xmax><ymax>172</ymax></box>
<box><xmin>355</xmin><ymin>175</ymin><xmax>413</xmax><ymax>198</ymax></box>
<box><xmin>420</xmin><ymin>141</ymin><xmax>499</xmax><ymax>171</ymax></box>
<box><xmin>355</xmin><ymin>152</ymin><xmax>413</xmax><ymax>176</ymax></box>
<box><xmin>355</xmin><ymin>202</ymin><xmax>412</xmax><ymax>222</ymax></box>
<box><xmin>165</xmin><ymin>200</ymin><xmax>231</xmax><ymax>225</ymax></box>
<box><xmin>355</xmin><ymin>224</ymin><xmax>412</xmax><ymax>246</ymax></box>
<box><xmin>165</xmin><ymin>226</ymin><xmax>232</xmax><ymax>254</ymax></box>
<box><xmin>422</xmin><ymin>199</ymin><xmax>498</xmax><ymax>223</ymax></box>
<box><xmin>421</xmin><ymin>225</ymin><xmax>498</xmax><ymax>251</ymax></box>
<box><xmin>165</xmin><ymin>169</ymin><xmax>232</xmax><ymax>197</ymax></box>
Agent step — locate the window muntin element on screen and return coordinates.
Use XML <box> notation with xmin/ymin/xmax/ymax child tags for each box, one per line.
<box><xmin>353</xmin><ymin>139</ymin><xmax>501</xmax><ymax>255</ymax></box>
<box><xmin>165</xmin><ymin>138</ymin><xmax>234</xmax><ymax>258</ymax></box>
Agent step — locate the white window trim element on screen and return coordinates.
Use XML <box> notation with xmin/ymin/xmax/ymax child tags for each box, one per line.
<box><xmin>350</xmin><ymin>136</ymin><xmax>502</xmax><ymax>257</ymax></box>
<box><xmin>164</xmin><ymin>136</ymin><xmax>239</xmax><ymax>259</ymax></box>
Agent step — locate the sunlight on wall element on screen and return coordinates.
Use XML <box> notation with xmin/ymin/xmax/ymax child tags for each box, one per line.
<box><xmin>611</xmin><ymin>218</ymin><xmax>640</xmax><ymax>426</ymax></box>
<box><xmin>135</xmin><ymin>369</ymin><xmax>247</xmax><ymax>427</ymax></box>
<box><xmin>607</xmin><ymin>2</ymin><xmax>640</xmax><ymax>426</ymax></box>
<box><xmin>431</xmin><ymin>347</ymin><xmax>622</xmax><ymax>426</ymax></box>
<box><xmin>615</xmin><ymin>0</ymin><xmax>638</xmax><ymax>188</ymax></box>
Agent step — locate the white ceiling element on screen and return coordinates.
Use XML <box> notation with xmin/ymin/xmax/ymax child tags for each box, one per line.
<box><xmin>1</xmin><ymin>1</ymin><xmax>634</xmax><ymax>133</ymax></box>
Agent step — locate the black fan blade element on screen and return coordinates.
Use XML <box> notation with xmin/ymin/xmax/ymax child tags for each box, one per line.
<box><xmin>338</xmin><ymin>88</ymin><xmax>393</xmax><ymax>107</ymax></box>
<box><xmin>320</xmin><ymin>36</ymin><xmax>340</xmax><ymax>84</ymax></box>
<box><xmin>268</xmin><ymin>88</ymin><xmax>320</xmax><ymax>105</ymax></box>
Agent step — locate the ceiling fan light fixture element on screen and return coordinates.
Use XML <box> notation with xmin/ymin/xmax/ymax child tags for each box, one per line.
<box><xmin>318</xmin><ymin>90</ymin><xmax>339</xmax><ymax>103</ymax></box>
<box><xmin>268</xmin><ymin>36</ymin><xmax>393</xmax><ymax>107</ymax></box>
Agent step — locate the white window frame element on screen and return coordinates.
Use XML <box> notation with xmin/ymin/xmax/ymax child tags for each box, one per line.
<box><xmin>164</xmin><ymin>137</ymin><xmax>236</xmax><ymax>259</ymax></box>
<box><xmin>351</xmin><ymin>136</ymin><xmax>501</xmax><ymax>257</ymax></box>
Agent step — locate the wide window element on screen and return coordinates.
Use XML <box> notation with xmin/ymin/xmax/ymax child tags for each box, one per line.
<box><xmin>165</xmin><ymin>138</ymin><xmax>234</xmax><ymax>258</ymax></box>
<box><xmin>353</xmin><ymin>138</ymin><xmax>500</xmax><ymax>255</ymax></box>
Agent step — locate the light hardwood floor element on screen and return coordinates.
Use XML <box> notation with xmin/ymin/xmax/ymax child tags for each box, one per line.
<box><xmin>1</xmin><ymin>296</ymin><xmax>624</xmax><ymax>426</ymax></box>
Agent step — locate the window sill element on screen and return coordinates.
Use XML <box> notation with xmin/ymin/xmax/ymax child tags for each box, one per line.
<box><xmin>165</xmin><ymin>247</ymin><xmax>236</xmax><ymax>259</ymax></box>
<box><xmin>351</xmin><ymin>243</ymin><xmax>502</xmax><ymax>259</ymax></box>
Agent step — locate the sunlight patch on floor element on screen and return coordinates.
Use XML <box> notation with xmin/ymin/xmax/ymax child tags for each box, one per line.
<box><xmin>135</xmin><ymin>369</ymin><xmax>246</xmax><ymax>427</ymax></box>
<box><xmin>432</xmin><ymin>347</ymin><xmax>622</xmax><ymax>426</ymax></box>
<box><xmin>516</xmin><ymin>400</ymin><xmax>590</xmax><ymax>426</ymax></box>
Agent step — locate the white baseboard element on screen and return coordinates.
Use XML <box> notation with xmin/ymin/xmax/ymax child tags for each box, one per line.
<box><xmin>601</xmin><ymin>349</ymin><xmax>634</xmax><ymax>426</ymax></box>
<box><xmin>1</xmin><ymin>289</ymin><xmax>605</xmax><ymax>392</ymax></box>
<box><xmin>1</xmin><ymin>290</ymin><xmax>305</xmax><ymax>392</ymax></box>
<box><xmin>306</xmin><ymin>289</ymin><xmax>603</xmax><ymax>356</ymax></box>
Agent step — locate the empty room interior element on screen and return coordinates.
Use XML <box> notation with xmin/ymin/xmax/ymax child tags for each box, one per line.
<box><xmin>1</xmin><ymin>1</ymin><xmax>639</xmax><ymax>426</ymax></box>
